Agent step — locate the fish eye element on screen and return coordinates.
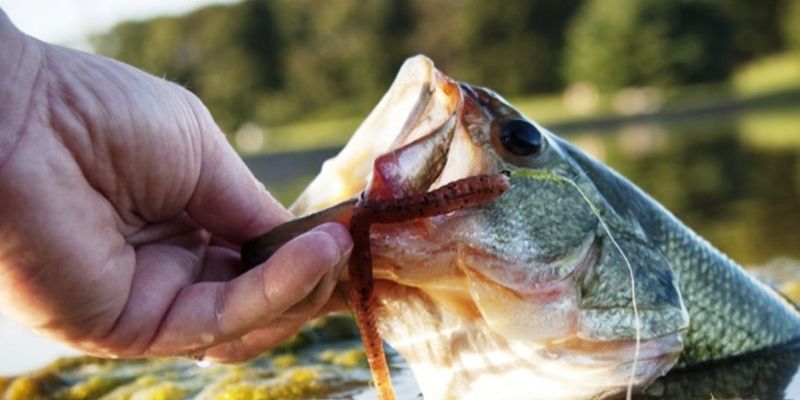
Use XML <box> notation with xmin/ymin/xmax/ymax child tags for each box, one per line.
<box><xmin>499</xmin><ymin>119</ymin><xmax>543</xmax><ymax>156</ymax></box>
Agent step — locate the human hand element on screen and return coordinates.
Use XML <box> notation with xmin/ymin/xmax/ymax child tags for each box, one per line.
<box><xmin>0</xmin><ymin>11</ymin><xmax>352</xmax><ymax>362</ymax></box>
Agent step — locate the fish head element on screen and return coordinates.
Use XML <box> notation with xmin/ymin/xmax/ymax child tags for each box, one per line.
<box><xmin>291</xmin><ymin>55</ymin><xmax>689</xmax><ymax>399</ymax></box>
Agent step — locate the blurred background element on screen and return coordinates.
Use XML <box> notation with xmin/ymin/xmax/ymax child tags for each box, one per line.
<box><xmin>2</xmin><ymin>0</ymin><xmax>800</xmax><ymax>378</ymax></box>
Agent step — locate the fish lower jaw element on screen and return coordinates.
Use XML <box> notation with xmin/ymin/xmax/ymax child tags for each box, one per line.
<box><xmin>375</xmin><ymin>285</ymin><xmax>682</xmax><ymax>400</ymax></box>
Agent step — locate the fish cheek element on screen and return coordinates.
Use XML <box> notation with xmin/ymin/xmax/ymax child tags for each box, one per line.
<box><xmin>465</xmin><ymin>267</ymin><xmax>580</xmax><ymax>341</ymax></box>
<box><xmin>455</xmin><ymin>178</ymin><xmax>598</xmax><ymax>341</ymax></box>
<box><xmin>458</xmin><ymin>177</ymin><xmax>600</xmax><ymax>286</ymax></box>
<box><xmin>577</xmin><ymin>232</ymin><xmax>690</xmax><ymax>342</ymax></box>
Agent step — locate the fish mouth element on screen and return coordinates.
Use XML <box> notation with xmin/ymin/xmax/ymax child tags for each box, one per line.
<box><xmin>290</xmin><ymin>55</ymin><xmax>497</xmax><ymax>212</ymax></box>
<box><xmin>290</xmin><ymin>55</ymin><xmax>465</xmax><ymax>215</ymax></box>
<box><xmin>374</xmin><ymin>281</ymin><xmax>683</xmax><ymax>400</ymax></box>
<box><xmin>274</xmin><ymin>54</ymin><xmax>599</xmax><ymax>338</ymax></box>
<box><xmin>243</xmin><ymin>56</ymin><xmax>467</xmax><ymax>266</ymax></box>
<box><xmin>243</xmin><ymin>55</ymin><xmax>685</xmax><ymax>398</ymax></box>
<box><xmin>367</xmin><ymin>221</ymin><xmax>600</xmax><ymax>343</ymax></box>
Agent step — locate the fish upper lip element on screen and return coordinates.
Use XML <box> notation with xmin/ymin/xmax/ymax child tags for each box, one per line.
<box><xmin>366</xmin><ymin>111</ymin><xmax>458</xmax><ymax>199</ymax></box>
<box><xmin>366</xmin><ymin>219</ymin><xmax>601</xmax><ymax>308</ymax></box>
<box><xmin>364</xmin><ymin>70</ymin><xmax>466</xmax><ymax>198</ymax></box>
<box><xmin>397</xmin><ymin>69</ymin><xmax>462</xmax><ymax>147</ymax></box>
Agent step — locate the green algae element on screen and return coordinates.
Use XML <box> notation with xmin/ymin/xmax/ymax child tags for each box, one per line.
<box><xmin>0</xmin><ymin>316</ymin><xmax>373</xmax><ymax>400</ymax></box>
<box><xmin>317</xmin><ymin>348</ymin><xmax>367</xmax><ymax>369</ymax></box>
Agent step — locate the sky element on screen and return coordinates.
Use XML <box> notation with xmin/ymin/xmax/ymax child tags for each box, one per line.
<box><xmin>1</xmin><ymin>0</ymin><xmax>239</xmax><ymax>51</ymax></box>
<box><xmin>0</xmin><ymin>315</ymin><xmax>79</xmax><ymax>375</ymax></box>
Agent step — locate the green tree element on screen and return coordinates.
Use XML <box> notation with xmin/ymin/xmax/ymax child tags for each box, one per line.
<box><xmin>451</xmin><ymin>0</ymin><xmax>582</xmax><ymax>94</ymax></box>
<box><xmin>564</xmin><ymin>0</ymin><xmax>736</xmax><ymax>90</ymax></box>
<box><xmin>93</xmin><ymin>1</ymin><xmax>284</xmax><ymax>131</ymax></box>
<box><xmin>721</xmin><ymin>0</ymin><xmax>786</xmax><ymax>60</ymax></box>
<box><xmin>264</xmin><ymin>0</ymin><xmax>416</xmax><ymax>121</ymax></box>
<box><xmin>784</xmin><ymin>0</ymin><xmax>800</xmax><ymax>51</ymax></box>
<box><xmin>88</xmin><ymin>0</ymin><xmax>601</xmax><ymax>132</ymax></box>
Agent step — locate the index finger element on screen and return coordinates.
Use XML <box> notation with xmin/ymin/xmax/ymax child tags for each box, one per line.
<box><xmin>185</xmin><ymin>98</ymin><xmax>291</xmax><ymax>244</ymax></box>
<box><xmin>145</xmin><ymin>223</ymin><xmax>352</xmax><ymax>356</ymax></box>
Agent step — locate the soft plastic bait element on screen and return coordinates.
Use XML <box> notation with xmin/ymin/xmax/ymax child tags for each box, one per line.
<box><xmin>348</xmin><ymin>172</ymin><xmax>510</xmax><ymax>400</ymax></box>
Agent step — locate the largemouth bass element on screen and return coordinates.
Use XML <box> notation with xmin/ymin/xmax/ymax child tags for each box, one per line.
<box><xmin>248</xmin><ymin>55</ymin><xmax>800</xmax><ymax>400</ymax></box>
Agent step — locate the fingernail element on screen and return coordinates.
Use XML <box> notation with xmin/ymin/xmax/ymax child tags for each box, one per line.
<box><xmin>312</xmin><ymin>222</ymin><xmax>353</xmax><ymax>254</ymax></box>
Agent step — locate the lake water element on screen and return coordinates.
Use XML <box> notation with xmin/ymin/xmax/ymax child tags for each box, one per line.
<box><xmin>2</xmin><ymin>104</ymin><xmax>799</xmax><ymax>398</ymax></box>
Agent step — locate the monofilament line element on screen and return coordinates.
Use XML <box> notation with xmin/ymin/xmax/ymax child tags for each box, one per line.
<box><xmin>568</xmin><ymin>182</ymin><xmax>641</xmax><ymax>400</ymax></box>
<box><xmin>512</xmin><ymin>171</ymin><xmax>642</xmax><ymax>400</ymax></box>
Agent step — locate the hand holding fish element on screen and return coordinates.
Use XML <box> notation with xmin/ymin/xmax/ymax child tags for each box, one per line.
<box><xmin>0</xmin><ymin>10</ymin><xmax>352</xmax><ymax>362</ymax></box>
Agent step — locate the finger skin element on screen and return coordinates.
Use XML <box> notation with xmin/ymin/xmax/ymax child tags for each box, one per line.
<box><xmin>145</xmin><ymin>223</ymin><xmax>351</xmax><ymax>356</ymax></box>
<box><xmin>203</xmin><ymin>266</ymin><xmax>340</xmax><ymax>363</ymax></box>
<box><xmin>186</xmin><ymin>122</ymin><xmax>292</xmax><ymax>243</ymax></box>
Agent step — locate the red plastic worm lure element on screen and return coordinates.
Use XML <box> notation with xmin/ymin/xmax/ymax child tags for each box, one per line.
<box><xmin>348</xmin><ymin>172</ymin><xmax>510</xmax><ymax>400</ymax></box>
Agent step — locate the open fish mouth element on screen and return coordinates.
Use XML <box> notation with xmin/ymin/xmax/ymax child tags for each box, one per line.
<box><xmin>364</xmin><ymin>212</ymin><xmax>601</xmax><ymax>342</ymax></box>
<box><xmin>366</xmin><ymin>212</ymin><xmax>680</xmax><ymax>400</ymax></box>
<box><xmin>290</xmin><ymin>56</ymin><xmax>464</xmax><ymax>214</ymax></box>
<box><xmin>282</xmin><ymin>55</ymin><xmax>598</xmax><ymax>345</ymax></box>
<box><xmin>245</xmin><ymin>55</ymin><xmax>686</xmax><ymax>399</ymax></box>
<box><xmin>366</xmin><ymin>217</ymin><xmax>682</xmax><ymax>400</ymax></box>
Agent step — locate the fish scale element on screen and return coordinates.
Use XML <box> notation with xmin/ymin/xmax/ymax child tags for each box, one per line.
<box><xmin>656</xmin><ymin>216</ymin><xmax>800</xmax><ymax>363</ymax></box>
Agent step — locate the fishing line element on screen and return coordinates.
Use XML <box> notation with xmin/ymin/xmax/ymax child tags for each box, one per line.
<box><xmin>512</xmin><ymin>170</ymin><xmax>641</xmax><ymax>400</ymax></box>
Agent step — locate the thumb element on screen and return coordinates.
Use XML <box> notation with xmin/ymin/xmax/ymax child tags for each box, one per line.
<box><xmin>187</xmin><ymin>109</ymin><xmax>290</xmax><ymax>243</ymax></box>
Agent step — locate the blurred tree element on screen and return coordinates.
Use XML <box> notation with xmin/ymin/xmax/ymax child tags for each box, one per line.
<box><xmin>784</xmin><ymin>0</ymin><xmax>800</xmax><ymax>51</ymax></box>
<box><xmin>188</xmin><ymin>2</ymin><xmax>284</xmax><ymax>130</ymax></box>
<box><xmin>92</xmin><ymin>0</ymin><xmax>586</xmax><ymax>131</ymax></box>
<box><xmin>95</xmin><ymin>0</ymin><xmax>794</xmax><ymax>134</ymax></box>
<box><xmin>266</xmin><ymin>0</ymin><xmax>415</xmax><ymax>121</ymax></box>
<box><xmin>93</xmin><ymin>2</ymin><xmax>284</xmax><ymax>130</ymax></box>
<box><xmin>376</xmin><ymin>0</ymin><xmax>417</xmax><ymax>83</ymax></box>
<box><xmin>403</xmin><ymin>0</ymin><xmax>464</xmax><ymax>73</ymax></box>
<box><xmin>564</xmin><ymin>0</ymin><xmax>736</xmax><ymax>90</ymax></box>
<box><xmin>720</xmin><ymin>0</ymin><xmax>786</xmax><ymax>61</ymax></box>
<box><xmin>93</xmin><ymin>0</ymin><xmax>587</xmax><ymax>132</ymax></box>
<box><xmin>453</xmin><ymin>0</ymin><xmax>583</xmax><ymax>94</ymax></box>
